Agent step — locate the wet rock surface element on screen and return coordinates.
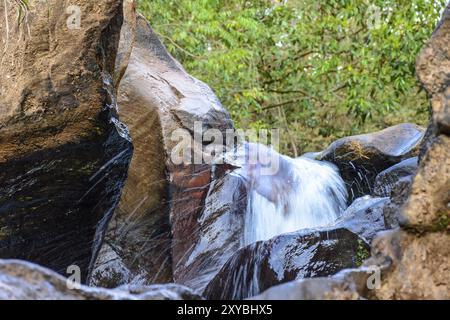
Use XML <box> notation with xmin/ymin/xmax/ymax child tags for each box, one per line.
<box><xmin>90</xmin><ymin>12</ymin><xmax>172</xmax><ymax>287</ymax></box>
<box><xmin>0</xmin><ymin>0</ymin><xmax>132</xmax><ymax>282</ymax></box>
<box><xmin>319</xmin><ymin>123</ymin><xmax>424</xmax><ymax>202</ymax></box>
<box><xmin>382</xmin><ymin>177</ymin><xmax>414</xmax><ymax>229</ymax></box>
<box><xmin>373</xmin><ymin>157</ymin><xmax>418</xmax><ymax>198</ymax></box>
<box><xmin>204</xmin><ymin>228</ymin><xmax>369</xmax><ymax>300</ymax></box>
<box><xmin>178</xmin><ymin>170</ymin><xmax>247</xmax><ymax>292</ymax></box>
<box><xmin>333</xmin><ymin>196</ymin><xmax>390</xmax><ymax>242</ymax></box>
<box><xmin>254</xmin><ymin>229</ymin><xmax>450</xmax><ymax>300</ymax></box>
<box><xmin>0</xmin><ymin>260</ymin><xmax>201</xmax><ymax>300</ymax></box>
<box><xmin>401</xmin><ymin>4</ymin><xmax>450</xmax><ymax>232</ymax></box>
<box><xmin>250</xmin><ymin>267</ymin><xmax>371</xmax><ymax>300</ymax></box>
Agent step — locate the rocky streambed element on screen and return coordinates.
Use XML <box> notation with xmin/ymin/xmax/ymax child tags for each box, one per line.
<box><xmin>0</xmin><ymin>0</ymin><xmax>448</xmax><ymax>300</ymax></box>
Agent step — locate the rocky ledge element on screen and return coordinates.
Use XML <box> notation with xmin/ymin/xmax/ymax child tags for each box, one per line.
<box><xmin>0</xmin><ymin>260</ymin><xmax>201</xmax><ymax>300</ymax></box>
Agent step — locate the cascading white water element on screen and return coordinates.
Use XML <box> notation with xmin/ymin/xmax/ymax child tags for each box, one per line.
<box><xmin>230</xmin><ymin>143</ymin><xmax>348</xmax><ymax>245</ymax></box>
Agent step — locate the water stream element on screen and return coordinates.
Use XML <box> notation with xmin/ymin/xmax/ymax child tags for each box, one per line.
<box><xmin>230</xmin><ymin>143</ymin><xmax>348</xmax><ymax>245</ymax></box>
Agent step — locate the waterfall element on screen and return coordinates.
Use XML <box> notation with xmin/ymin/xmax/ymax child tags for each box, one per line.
<box><xmin>229</xmin><ymin>143</ymin><xmax>348</xmax><ymax>245</ymax></box>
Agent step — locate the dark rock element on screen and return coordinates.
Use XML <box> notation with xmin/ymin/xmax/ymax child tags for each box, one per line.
<box><xmin>204</xmin><ymin>228</ymin><xmax>369</xmax><ymax>300</ymax></box>
<box><xmin>0</xmin><ymin>0</ymin><xmax>132</xmax><ymax>282</ymax></box>
<box><xmin>318</xmin><ymin>123</ymin><xmax>424</xmax><ymax>202</ymax></box>
<box><xmin>0</xmin><ymin>260</ymin><xmax>201</xmax><ymax>300</ymax></box>
<box><xmin>250</xmin><ymin>267</ymin><xmax>371</xmax><ymax>300</ymax></box>
<box><xmin>382</xmin><ymin>176</ymin><xmax>414</xmax><ymax>229</ymax></box>
<box><xmin>401</xmin><ymin>3</ymin><xmax>450</xmax><ymax>231</ymax></box>
<box><xmin>373</xmin><ymin>157</ymin><xmax>418</xmax><ymax>197</ymax></box>
<box><xmin>333</xmin><ymin>196</ymin><xmax>390</xmax><ymax>242</ymax></box>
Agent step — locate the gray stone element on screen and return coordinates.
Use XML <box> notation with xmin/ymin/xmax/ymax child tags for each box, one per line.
<box><xmin>0</xmin><ymin>260</ymin><xmax>201</xmax><ymax>300</ymax></box>
<box><xmin>373</xmin><ymin>157</ymin><xmax>418</xmax><ymax>197</ymax></box>
<box><xmin>333</xmin><ymin>196</ymin><xmax>390</xmax><ymax>242</ymax></box>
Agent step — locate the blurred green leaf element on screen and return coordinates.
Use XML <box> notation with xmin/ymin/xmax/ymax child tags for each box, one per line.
<box><xmin>138</xmin><ymin>0</ymin><xmax>446</xmax><ymax>155</ymax></box>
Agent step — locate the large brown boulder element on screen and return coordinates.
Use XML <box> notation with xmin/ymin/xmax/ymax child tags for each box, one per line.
<box><xmin>399</xmin><ymin>135</ymin><xmax>450</xmax><ymax>230</ymax></box>
<box><xmin>318</xmin><ymin>123</ymin><xmax>424</xmax><ymax>201</ymax></box>
<box><xmin>0</xmin><ymin>0</ymin><xmax>132</xmax><ymax>282</ymax></box>
<box><xmin>416</xmin><ymin>6</ymin><xmax>450</xmax><ymax>137</ymax></box>
<box><xmin>401</xmin><ymin>4</ymin><xmax>450</xmax><ymax>231</ymax></box>
<box><xmin>90</xmin><ymin>14</ymin><xmax>246</xmax><ymax>290</ymax></box>
<box><xmin>368</xmin><ymin>230</ymin><xmax>449</xmax><ymax>299</ymax></box>
<box><xmin>204</xmin><ymin>228</ymin><xmax>369</xmax><ymax>300</ymax></box>
<box><xmin>385</xmin><ymin>7</ymin><xmax>450</xmax><ymax>298</ymax></box>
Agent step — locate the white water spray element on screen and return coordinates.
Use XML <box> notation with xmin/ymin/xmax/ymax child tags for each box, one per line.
<box><xmin>230</xmin><ymin>143</ymin><xmax>348</xmax><ymax>245</ymax></box>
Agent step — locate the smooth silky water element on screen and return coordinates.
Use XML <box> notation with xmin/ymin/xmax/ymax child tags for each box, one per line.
<box><xmin>229</xmin><ymin>143</ymin><xmax>348</xmax><ymax>245</ymax></box>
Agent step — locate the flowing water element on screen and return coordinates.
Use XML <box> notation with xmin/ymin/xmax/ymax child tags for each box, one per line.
<box><xmin>230</xmin><ymin>143</ymin><xmax>348</xmax><ymax>245</ymax></box>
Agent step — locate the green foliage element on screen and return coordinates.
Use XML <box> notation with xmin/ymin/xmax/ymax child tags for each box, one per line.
<box><xmin>434</xmin><ymin>212</ymin><xmax>450</xmax><ymax>232</ymax></box>
<box><xmin>138</xmin><ymin>0</ymin><xmax>446</xmax><ymax>155</ymax></box>
<box><xmin>355</xmin><ymin>239</ymin><xmax>370</xmax><ymax>266</ymax></box>
<box><xmin>17</xmin><ymin>0</ymin><xmax>29</xmax><ymax>25</ymax></box>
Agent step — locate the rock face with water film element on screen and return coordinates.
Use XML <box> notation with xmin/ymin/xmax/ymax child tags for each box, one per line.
<box><xmin>0</xmin><ymin>260</ymin><xmax>201</xmax><ymax>300</ymax></box>
<box><xmin>204</xmin><ymin>228</ymin><xmax>369</xmax><ymax>300</ymax></box>
<box><xmin>176</xmin><ymin>170</ymin><xmax>247</xmax><ymax>292</ymax></box>
<box><xmin>0</xmin><ymin>0</ymin><xmax>132</xmax><ymax>282</ymax></box>
<box><xmin>89</xmin><ymin>5</ymin><xmax>173</xmax><ymax>288</ymax></box>
<box><xmin>319</xmin><ymin>123</ymin><xmax>424</xmax><ymax>202</ymax></box>
<box><xmin>333</xmin><ymin>196</ymin><xmax>390</xmax><ymax>243</ymax></box>
<box><xmin>373</xmin><ymin>157</ymin><xmax>418</xmax><ymax>198</ymax></box>
<box><xmin>90</xmin><ymin>14</ymin><xmax>246</xmax><ymax>290</ymax></box>
<box><xmin>254</xmin><ymin>228</ymin><xmax>450</xmax><ymax>300</ymax></box>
